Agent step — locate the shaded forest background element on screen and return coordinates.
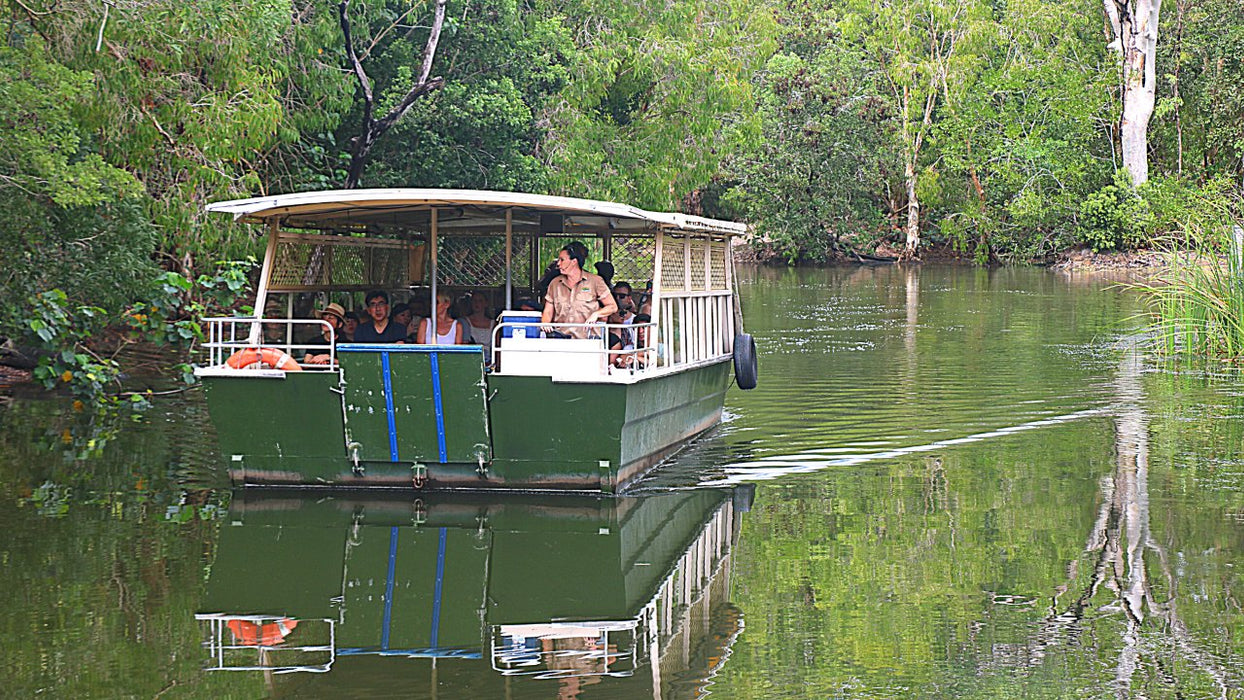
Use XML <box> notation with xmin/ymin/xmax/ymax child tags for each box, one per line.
<box><xmin>3</xmin><ymin>0</ymin><xmax>1243</xmax><ymax>336</ymax></box>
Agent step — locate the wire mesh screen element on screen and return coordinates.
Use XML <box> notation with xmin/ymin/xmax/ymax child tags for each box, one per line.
<box><xmin>436</xmin><ymin>235</ymin><xmax>533</xmax><ymax>287</ymax></box>
<box><xmin>709</xmin><ymin>239</ymin><xmax>728</xmax><ymax>289</ymax></box>
<box><xmin>659</xmin><ymin>234</ymin><xmax>687</xmax><ymax>291</ymax></box>
<box><xmin>689</xmin><ymin>240</ymin><xmax>707</xmax><ymax>291</ymax></box>
<box><xmin>611</xmin><ymin>236</ymin><xmax>655</xmax><ymax>287</ymax></box>
<box><xmin>537</xmin><ymin>237</ymin><xmax>605</xmax><ymax>272</ymax></box>
<box><xmin>269</xmin><ymin>234</ymin><xmax>421</xmax><ymax>291</ymax></box>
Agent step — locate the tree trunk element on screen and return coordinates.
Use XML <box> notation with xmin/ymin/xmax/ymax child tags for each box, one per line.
<box><xmin>904</xmin><ymin>157</ymin><xmax>920</xmax><ymax>255</ymax></box>
<box><xmin>1108</xmin><ymin>0</ymin><xmax>1163</xmax><ymax>187</ymax></box>
<box><xmin>340</xmin><ymin>0</ymin><xmax>448</xmax><ymax>189</ymax></box>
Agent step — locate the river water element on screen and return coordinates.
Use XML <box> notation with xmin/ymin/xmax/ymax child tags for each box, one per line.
<box><xmin>2</xmin><ymin>265</ymin><xmax>1242</xmax><ymax>698</ymax></box>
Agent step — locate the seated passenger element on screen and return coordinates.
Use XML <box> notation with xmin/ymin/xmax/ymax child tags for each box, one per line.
<box><xmin>354</xmin><ymin>290</ymin><xmax>407</xmax><ymax>343</ymax></box>
<box><xmin>614</xmin><ymin>313</ymin><xmax>656</xmax><ymax>369</ymax></box>
<box><xmin>636</xmin><ymin>279</ymin><xmax>653</xmax><ymax>316</ymax></box>
<box><xmin>594</xmin><ymin>259</ymin><xmax>615</xmax><ymax>288</ymax></box>
<box><xmin>612</xmin><ymin>281</ymin><xmax>636</xmax><ymax>346</ymax></box>
<box><xmin>541</xmin><ymin>241</ymin><xmax>617</xmax><ymax>339</ymax></box>
<box><xmin>416</xmin><ymin>291</ymin><xmax>466</xmax><ymax>344</ymax></box>
<box><xmin>304</xmin><ymin>303</ymin><xmax>347</xmax><ymax>365</ymax></box>
<box><xmin>391</xmin><ymin>303</ymin><xmax>414</xmax><ymax>332</ymax></box>
<box><xmin>463</xmin><ymin>291</ymin><xmax>495</xmax><ymax>355</ymax></box>
<box><xmin>342</xmin><ymin>311</ymin><xmax>360</xmax><ymax>341</ymax></box>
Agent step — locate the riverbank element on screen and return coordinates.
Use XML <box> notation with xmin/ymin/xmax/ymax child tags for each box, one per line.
<box><xmin>1050</xmin><ymin>247</ymin><xmax>1170</xmax><ymax>275</ymax></box>
<box><xmin>738</xmin><ymin>237</ymin><xmax>1172</xmax><ymax>276</ymax></box>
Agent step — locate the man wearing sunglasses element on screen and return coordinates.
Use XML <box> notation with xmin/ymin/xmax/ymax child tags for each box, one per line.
<box><xmin>611</xmin><ymin>281</ymin><xmax>636</xmax><ymax>347</ymax></box>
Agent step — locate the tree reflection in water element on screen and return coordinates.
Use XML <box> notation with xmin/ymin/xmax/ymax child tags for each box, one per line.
<box><xmin>1030</xmin><ymin>345</ymin><xmax>1238</xmax><ymax>695</ymax></box>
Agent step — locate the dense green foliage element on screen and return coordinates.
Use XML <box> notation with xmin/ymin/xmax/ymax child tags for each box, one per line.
<box><xmin>3</xmin><ymin>0</ymin><xmax>1244</xmax><ymax>364</ymax></box>
<box><xmin>726</xmin><ymin>0</ymin><xmax>1243</xmax><ymax>263</ymax></box>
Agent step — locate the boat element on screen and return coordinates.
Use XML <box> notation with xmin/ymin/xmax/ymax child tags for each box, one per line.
<box><xmin>196</xmin><ymin>189</ymin><xmax>757</xmax><ymax>492</ymax></box>
<box><xmin>194</xmin><ymin>487</ymin><xmax>751</xmax><ymax>695</ymax></box>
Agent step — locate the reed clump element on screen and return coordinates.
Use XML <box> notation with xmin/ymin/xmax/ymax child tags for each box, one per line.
<box><xmin>1129</xmin><ymin>198</ymin><xmax>1244</xmax><ymax>361</ymax></box>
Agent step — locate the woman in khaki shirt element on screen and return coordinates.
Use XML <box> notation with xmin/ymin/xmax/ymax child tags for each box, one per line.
<box><xmin>541</xmin><ymin>241</ymin><xmax>617</xmax><ymax>339</ymax></box>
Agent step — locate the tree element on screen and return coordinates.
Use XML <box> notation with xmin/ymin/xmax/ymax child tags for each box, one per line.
<box><xmin>1105</xmin><ymin>0</ymin><xmax>1163</xmax><ymax>186</ymax></box>
<box><xmin>840</xmin><ymin>0</ymin><xmax>989</xmax><ymax>258</ymax></box>
<box><xmin>930</xmin><ymin>0</ymin><xmax>1115</xmax><ymax>262</ymax></box>
<box><xmin>337</xmin><ymin>0</ymin><xmax>448</xmax><ymax>188</ymax></box>
<box><xmin>356</xmin><ymin>0</ymin><xmax>572</xmax><ymax>192</ymax></box>
<box><xmin>724</xmin><ymin>8</ymin><xmax>899</xmax><ymax>262</ymax></box>
<box><xmin>541</xmin><ymin>0</ymin><xmax>776</xmax><ymax>210</ymax></box>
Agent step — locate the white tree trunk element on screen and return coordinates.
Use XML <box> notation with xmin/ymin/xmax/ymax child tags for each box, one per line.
<box><xmin>1108</xmin><ymin>0</ymin><xmax>1163</xmax><ymax>186</ymax></box>
<box><xmin>904</xmin><ymin>158</ymin><xmax>920</xmax><ymax>254</ymax></box>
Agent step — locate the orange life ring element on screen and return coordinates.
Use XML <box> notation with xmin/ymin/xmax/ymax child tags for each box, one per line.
<box><xmin>225</xmin><ymin>347</ymin><xmax>302</xmax><ymax>371</ymax></box>
<box><xmin>226</xmin><ymin>618</ymin><xmax>299</xmax><ymax>646</ymax></box>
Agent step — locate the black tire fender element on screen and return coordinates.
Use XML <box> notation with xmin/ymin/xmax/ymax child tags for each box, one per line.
<box><xmin>733</xmin><ymin>332</ymin><xmax>758</xmax><ymax>390</ymax></box>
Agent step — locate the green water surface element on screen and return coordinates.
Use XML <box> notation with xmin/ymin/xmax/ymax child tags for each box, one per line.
<box><xmin>2</xmin><ymin>265</ymin><xmax>1242</xmax><ymax>698</ymax></box>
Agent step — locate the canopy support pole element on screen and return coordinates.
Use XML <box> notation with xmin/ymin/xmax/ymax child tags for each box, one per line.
<box><xmin>430</xmin><ymin>207</ymin><xmax>439</xmax><ymax>341</ymax></box>
<box><xmin>504</xmin><ymin>209</ymin><xmax>513</xmax><ymax>309</ymax></box>
<box><xmin>249</xmin><ymin>218</ymin><xmax>280</xmax><ymax>345</ymax></box>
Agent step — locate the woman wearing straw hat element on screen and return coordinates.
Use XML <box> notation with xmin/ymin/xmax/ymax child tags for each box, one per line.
<box><xmin>305</xmin><ymin>302</ymin><xmax>347</xmax><ymax>365</ymax></box>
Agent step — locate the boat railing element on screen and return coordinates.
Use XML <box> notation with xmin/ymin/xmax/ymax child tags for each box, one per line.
<box><xmin>199</xmin><ymin>317</ymin><xmax>338</xmax><ymax>372</ymax></box>
<box><xmin>195</xmin><ymin>614</ymin><xmax>335</xmax><ymax>673</ymax></box>
<box><xmin>491</xmin><ymin>320</ymin><xmax>659</xmax><ymax>379</ymax></box>
<box><xmin>656</xmin><ymin>290</ymin><xmax>735</xmax><ymax>366</ymax></box>
<box><xmin>490</xmin><ymin>621</ymin><xmax>638</xmax><ymax>679</ymax></box>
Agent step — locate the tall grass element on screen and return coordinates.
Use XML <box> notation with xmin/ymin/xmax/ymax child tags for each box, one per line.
<box><xmin>1129</xmin><ymin>204</ymin><xmax>1244</xmax><ymax>361</ymax></box>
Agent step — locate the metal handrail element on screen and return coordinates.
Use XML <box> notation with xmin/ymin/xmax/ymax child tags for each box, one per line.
<box><xmin>490</xmin><ymin>320</ymin><xmax>659</xmax><ymax>375</ymax></box>
<box><xmin>195</xmin><ymin>614</ymin><xmax>335</xmax><ymax>673</ymax></box>
<box><xmin>200</xmin><ymin>317</ymin><xmax>338</xmax><ymax>371</ymax></box>
<box><xmin>490</xmin><ymin>621</ymin><xmax>638</xmax><ymax>678</ymax></box>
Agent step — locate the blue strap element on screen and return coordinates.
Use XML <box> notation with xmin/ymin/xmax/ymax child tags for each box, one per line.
<box><xmin>431</xmin><ymin>527</ymin><xmax>447</xmax><ymax>648</ymax></box>
<box><xmin>430</xmin><ymin>352</ymin><xmax>447</xmax><ymax>462</ymax></box>
<box><xmin>381</xmin><ymin>352</ymin><xmax>399</xmax><ymax>461</ymax></box>
<box><xmin>338</xmin><ymin>648</ymin><xmax>482</xmax><ymax>659</ymax></box>
<box><xmin>381</xmin><ymin>526</ymin><xmax>399</xmax><ymax>650</ymax></box>
<box><xmin>338</xmin><ymin>343</ymin><xmax>483</xmax><ymax>354</ymax></box>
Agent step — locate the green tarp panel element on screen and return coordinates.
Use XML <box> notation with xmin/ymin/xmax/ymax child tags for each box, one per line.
<box><xmin>338</xmin><ymin>345</ymin><xmax>491</xmax><ymax>465</ymax></box>
<box><xmin>339</xmin><ymin>526</ymin><xmax>490</xmax><ymax>654</ymax></box>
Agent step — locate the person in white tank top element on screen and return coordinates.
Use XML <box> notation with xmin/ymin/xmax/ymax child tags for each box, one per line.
<box><xmin>416</xmin><ymin>291</ymin><xmax>466</xmax><ymax>345</ymax></box>
<box><xmin>463</xmin><ymin>291</ymin><xmax>495</xmax><ymax>355</ymax></box>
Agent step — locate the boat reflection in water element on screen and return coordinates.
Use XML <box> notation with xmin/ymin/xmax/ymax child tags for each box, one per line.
<box><xmin>196</xmin><ymin>486</ymin><xmax>752</xmax><ymax>697</ymax></box>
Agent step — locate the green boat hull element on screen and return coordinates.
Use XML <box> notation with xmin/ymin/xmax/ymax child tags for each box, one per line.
<box><xmin>197</xmin><ymin>488</ymin><xmax>749</xmax><ymax>689</ymax></box>
<box><xmin>202</xmin><ymin>345</ymin><xmax>730</xmax><ymax>492</ymax></box>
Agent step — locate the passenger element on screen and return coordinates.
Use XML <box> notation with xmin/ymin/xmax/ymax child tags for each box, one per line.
<box><xmin>453</xmin><ymin>294</ymin><xmax>473</xmax><ymax>323</ymax></box>
<box><xmin>594</xmin><ymin>259</ymin><xmax>615</xmax><ymax>288</ymax></box>
<box><xmin>637</xmin><ymin>279</ymin><xmax>653</xmax><ymax>316</ymax></box>
<box><xmin>391</xmin><ymin>303</ymin><xmax>414</xmax><ymax>331</ymax></box>
<box><xmin>304</xmin><ymin>303</ymin><xmax>347</xmax><ymax>365</ymax></box>
<box><xmin>354</xmin><ymin>290</ymin><xmax>407</xmax><ymax>343</ymax></box>
<box><xmin>613</xmin><ymin>281</ymin><xmax>635</xmax><ymax>314</ymax></box>
<box><xmin>615</xmin><ymin>312</ymin><xmax>655</xmax><ymax>369</ymax></box>
<box><xmin>342</xmin><ymin>311</ymin><xmax>360</xmax><ymax>342</ymax></box>
<box><xmin>463</xmin><ymin>291</ymin><xmax>495</xmax><ymax>354</ymax></box>
<box><xmin>516</xmin><ymin>297</ymin><xmax>541</xmax><ymax>312</ymax></box>
<box><xmin>541</xmin><ymin>241</ymin><xmax>617</xmax><ymax>339</ymax></box>
<box><xmin>416</xmin><ymin>291</ymin><xmax>466</xmax><ymax>344</ymax></box>
<box><xmin>536</xmin><ymin>258</ymin><xmax>561</xmax><ymax>299</ymax></box>
<box><xmin>405</xmin><ymin>296</ymin><xmax>430</xmax><ymax>341</ymax></box>
<box><xmin>612</xmin><ymin>281</ymin><xmax>636</xmax><ymax>346</ymax></box>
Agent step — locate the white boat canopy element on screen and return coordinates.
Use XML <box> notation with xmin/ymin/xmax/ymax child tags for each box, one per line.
<box><xmin>206</xmin><ymin>188</ymin><xmax>747</xmax><ymax>237</ymax></box>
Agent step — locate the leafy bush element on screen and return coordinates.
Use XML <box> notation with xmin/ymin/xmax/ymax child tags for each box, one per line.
<box><xmin>1078</xmin><ymin>172</ymin><xmax>1156</xmax><ymax>251</ymax></box>
<box><xmin>20</xmin><ymin>259</ymin><xmax>255</xmax><ymax>410</ymax></box>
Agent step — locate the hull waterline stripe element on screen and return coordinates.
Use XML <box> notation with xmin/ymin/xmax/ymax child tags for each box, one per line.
<box><xmin>430</xmin><ymin>352</ymin><xmax>447</xmax><ymax>462</ymax></box>
<box><xmin>381</xmin><ymin>352</ymin><xmax>399</xmax><ymax>461</ymax></box>
<box><xmin>382</xmin><ymin>526</ymin><xmax>399</xmax><ymax>650</ymax></box>
<box><xmin>431</xmin><ymin>527</ymin><xmax>448</xmax><ymax>647</ymax></box>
